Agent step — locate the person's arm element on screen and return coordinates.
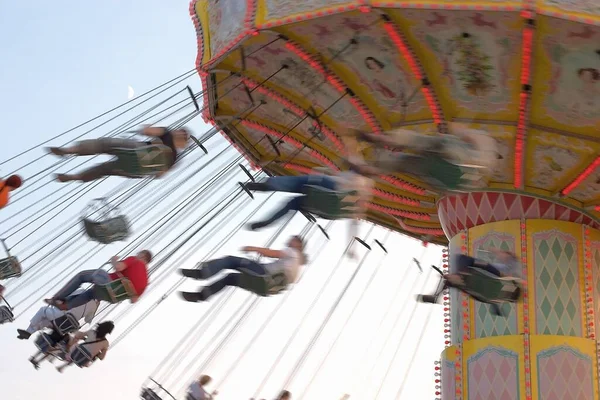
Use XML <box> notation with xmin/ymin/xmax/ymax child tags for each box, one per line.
<box><xmin>96</xmin><ymin>344</ymin><xmax>108</xmax><ymax>360</ymax></box>
<box><xmin>241</xmin><ymin>246</ymin><xmax>284</xmax><ymax>259</ymax></box>
<box><xmin>141</xmin><ymin>126</ymin><xmax>168</xmax><ymax>137</ymax></box>
<box><xmin>110</xmin><ymin>256</ymin><xmax>128</xmax><ymax>272</ymax></box>
<box><xmin>67</xmin><ymin>331</ymin><xmax>87</xmax><ymax>350</ymax></box>
<box><xmin>130</xmin><ymin>296</ymin><xmax>140</xmax><ymax>304</ymax></box>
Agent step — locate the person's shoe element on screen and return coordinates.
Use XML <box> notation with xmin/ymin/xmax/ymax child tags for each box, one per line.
<box><xmin>243</xmin><ymin>182</ymin><xmax>270</xmax><ymax>192</ymax></box>
<box><xmin>180</xmin><ymin>290</ymin><xmax>208</xmax><ymax>302</ymax></box>
<box><xmin>179</xmin><ymin>265</ymin><xmax>210</xmax><ymax>280</ymax></box>
<box><xmin>29</xmin><ymin>358</ymin><xmax>40</xmax><ymax>370</ymax></box>
<box><xmin>55</xmin><ymin>174</ymin><xmax>70</xmax><ymax>183</ymax></box>
<box><xmin>17</xmin><ymin>329</ymin><xmax>31</xmax><ymax>340</ymax></box>
<box><xmin>247</xmin><ymin>221</ymin><xmax>269</xmax><ymax>231</ymax></box>
<box><xmin>47</xmin><ymin>147</ymin><xmax>68</xmax><ymax>157</ymax></box>
<box><xmin>417</xmin><ymin>294</ymin><xmax>438</xmax><ymax>304</ymax></box>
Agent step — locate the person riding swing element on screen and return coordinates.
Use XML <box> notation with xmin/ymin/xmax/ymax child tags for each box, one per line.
<box><xmin>418</xmin><ymin>249</ymin><xmax>523</xmax><ymax>317</ymax></box>
<box><xmin>356</xmin><ymin>123</ymin><xmax>497</xmax><ymax>192</ymax></box>
<box><xmin>241</xmin><ymin>156</ymin><xmax>375</xmax><ymax>258</ymax></box>
<box><xmin>48</xmin><ymin>126</ymin><xmax>190</xmax><ymax>182</ymax></box>
<box><xmin>179</xmin><ymin>236</ymin><xmax>306</xmax><ymax>302</ymax></box>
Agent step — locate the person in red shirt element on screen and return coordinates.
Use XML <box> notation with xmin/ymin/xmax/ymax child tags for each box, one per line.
<box><xmin>44</xmin><ymin>250</ymin><xmax>151</xmax><ymax>311</ymax></box>
<box><xmin>0</xmin><ymin>175</ymin><xmax>23</xmax><ymax>209</ymax></box>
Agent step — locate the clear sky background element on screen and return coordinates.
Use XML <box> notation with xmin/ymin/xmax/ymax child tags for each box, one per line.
<box><xmin>0</xmin><ymin>2</ymin><xmax>445</xmax><ymax>399</ymax></box>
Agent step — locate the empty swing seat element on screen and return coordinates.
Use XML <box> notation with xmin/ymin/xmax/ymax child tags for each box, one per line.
<box><xmin>51</xmin><ymin>313</ymin><xmax>80</xmax><ymax>336</ymax></box>
<box><xmin>113</xmin><ymin>144</ymin><xmax>172</xmax><ymax>177</ymax></box>
<box><xmin>238</xmin><ymin>269</ymin><xmax>288</xmax><ymax>297</ymax></box>
<box><xmin>83</xmin><ymin>215</ymin><xmax>130</xmax><ymax>244</ymax></box>
<box><xmin>302</xmin><ymin>185</ymin><xmax>359</xmax><ymax>220</ymax></box>
<box><xmin>461</xmin><ymin>267</ymin><xmax>522</xmax><ymax>304</ymax></box>
<box><xmin>140</xmin><ymin>388</ymin><xmax>163</xmax><ymax>400</ymax></box>
<box><xmin>0</xmin><ymin>256</ymin><xmax>22</xmax><ymax>280</ymax></box>
<box><xmin>70</xmin><ymin>345</ymin><xmax>94</xmax><ymax>367</ymax></box>
<box><xmin>93</xmin><ymin>278</ymin><xmax>137</xmax><ymax>304</ymax></box>
<box><xmin>0</xmin><ymin>305</ymin><xmax>14</xmax><ymax>324</ymax></box>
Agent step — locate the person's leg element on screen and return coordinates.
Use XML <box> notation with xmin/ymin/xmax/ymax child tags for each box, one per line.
<box><xmin>57</xmin><ymin>160</ymin><xmax>131</xmax><ymax>183</ymax></box>
<box><xmin>50</xmin><ymin>138</ymin><xmax>143</xmax><ymax>156</ymax></box>
<box><xmin>249</xmin><ymin>196</ymin><xmax>304</xmax><ymax>231</ymax></box>
<box><xmin>181</xmin><ymin>256</ymin><xmax>250</xmax><ymax>280</ymax></box>
<box><xmin>246</xmin><ymin>175</ymin><xmax>334</xmax><ymax>194</ymax></box>
<box><xmin>181</xmin><ymin>273</ymin><xmax>240</xmax><ymax>302</ymax></box>
<box><xmin>47</xmin><ymin>269</ymin><xmax>111</xmax><ymax>304</ymax></box>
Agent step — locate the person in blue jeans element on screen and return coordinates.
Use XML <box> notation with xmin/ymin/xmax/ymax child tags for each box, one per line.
<box><xmin>179</xmin><ymin>235</ymin><xmax>305</xmax><ymax>302</ymax></box>
<box><xmin>242</xmin><ymin>161</ymin><xmax>375</xmax><ymax>257</ymax></box>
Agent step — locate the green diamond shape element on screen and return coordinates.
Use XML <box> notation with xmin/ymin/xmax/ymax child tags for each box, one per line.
<box><xmin>556</xmin><ymin>325</ymin><xmax>565</xmax><ymax>336</ymax></box>
<box><xmin>540</xmin><ymin>268</ymin><xmax>552</xmax><ymax>286</ymax></box>
<box><xmin>554</xmin><ymin>297</ymin><xmax>565</xmax><ymax>316</ymax></box>
<box><xmin>551</xmin><ymin>238</ymin><xmax>563</xmax><ymax>260</ymax></box>
<box><xmin>546</xmin><ymin>312</ymin><xmax>560</xmax><ymax>334</ymax></box>
<box><xmin>565</xmin><ymin>269</ymin><xmax>576</xmax><ymax>287</ymax></box>
<box><xmin>538</xmin><ymin>240</ymin><xmax>550</xmax><ymax>259</ymax></box>
<box><xmin>564</xmin><ymin>242</ymin><xmax>575</xmax><ymax>261</ymax></box>
<box><xmin>540</xmin><ymin>297</ymin><xmax>553</xmax><ymax>318</ymax></box>
<box><xmin>552</xmin><ymin>269</ymin><xmax>564</xmax><ymax>289</ymax></box>
<box><xmin>543</xmin><ymin>325</ymin><xmax>552</xmax><ymax>334</ymax></box>
<box><xmin>566</xmin><ymin>299</ymin><xmax>577</xmax><ymax>319</ymax></box>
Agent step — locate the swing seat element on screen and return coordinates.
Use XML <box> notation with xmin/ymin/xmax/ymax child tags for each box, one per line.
<box><xmin>238</xmin><ymin>269</ymin><xmax>288</xmax><ymax>297</ymax></box>
<box><xmin>93</xmin><ymin>278</ymin><xmax>137</xmax><ymax>303</ymax></box>
<box><xmin>51</xmin><ymin>313</ymin><xmax>80</xmax><ymax>336</ymax></box>
<box><xmin>302</xmin><ymin>185</ymin><xmax>359</xmax><ymax>220</ymax></box>
<box><xmin>0</xmin><ymin>256</ymin><xmax>22</xmax><ymax>280</ymax></box>
<box><xmin>83</xmin><ymin>215</ymin><xmax>130</xmax><ymax>244</ymax></box>
<box><xmin>141</xmin><ymin>388</ymin><xmax>163</xmax><ymax>400</ymax></box>
<box><xmin>34</xmin><ymin>332</ymin><xmax>66</xmax><ymax>355</ymax></box>
<box><xmin>70</xmin><ymin>345</ymin><xmax>94</xmax><ymax>368</ymax></box>
<box><xmin>458</xmin><ymin>267</ymin><xmax>522</xmax><ymax>304</ymax></box>
<box><xmin>0</xmin><ymin>305</ymin><xmax>14</xmax><ymax>324</ymax></box>
<box><xmin>113</xmin><ymin>144</ymin><xmax>172</xmax><ymax>176</ymax></box>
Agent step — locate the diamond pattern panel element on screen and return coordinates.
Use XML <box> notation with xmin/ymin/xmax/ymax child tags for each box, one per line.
<box><xmin>438</xmin><ymin>193</ymin><xmax>600</xmax><ymax>238</ymax></box>
<box><xmin>442</xmin><ymin>359</ymin><xmax>456</xmax><ymax>399</ymax></box>
<box><xmin>533</xmin><ymin>231</ymin><xmax>582</xmax><ymax>337</ymax></box>
<box><xmin>467</xmin><ymin>347</ymin><xmax>519</xmax><ymax>400</ymax></box>
<box><xmin>473</xmin><ymin>233</ymin><xmax>518</xmax><ymax>339</ymax></box>
<box><xmin>537</xmin><ymin>346</ymin><xmax>594</xmax><ymax>400</ymax></box>
<box><xmin>449</xmin><ymin>237</ymin><xmax>464</xmax><ymax>344</ymax></box>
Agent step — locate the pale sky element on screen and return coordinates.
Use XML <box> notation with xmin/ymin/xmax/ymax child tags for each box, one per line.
<box><xmin>0</xmin><ymin>2</ymin><xmax>444</xmax><ymax>399</ymax></box>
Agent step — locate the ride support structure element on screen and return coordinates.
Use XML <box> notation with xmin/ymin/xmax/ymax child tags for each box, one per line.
<box><xmin>437</xmin><ymin>191</ymin><xmax>600</xmax><ymax>400</ymax></box>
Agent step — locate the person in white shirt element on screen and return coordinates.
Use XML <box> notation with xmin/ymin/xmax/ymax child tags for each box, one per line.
<box><xmin>56</xmin><ymin>321</ymin><xmax>114</xmax><ymax>373</ymax></box>
<box><xmin>357</xmin><ymin>123</ymin><xmax>497</xmax><ymax>191</ymax></box>
<box><xmin>179</xmin><ymin>236</ymin><xmax>306</xmax><ymax>302</ymax></box>
<box><xmin>186</xmin><ymin>375</ymin><xmax>217</xmax><ymax>400</ymax></box>
<box><xmin>17</xmin><ymin>289</ymin><xmax>99</xmax><ymax>340</ymax></box>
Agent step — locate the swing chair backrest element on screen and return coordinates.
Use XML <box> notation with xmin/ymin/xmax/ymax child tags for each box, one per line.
<box><xmin>141</xmin><ymin>388</ymin><xmax>163</xmax><ymax>400</ymax></box>
<box><xmin>303</xmin><ymin>185</ymin><xmax>360</xmax><ymax>220</ymax></box>
<box><xmin>34</xmin><ymin>332</ymin><xmax>65</xmax><ymax>355</ymax></box>
<box><xmin>0</xmin><ymin>304</ymin><xmax>14</xmax><ymax>324</ymax></box>
<box><xmin>71</xmin><ymin>344</ymin><xmax>94</xmax><ymax>368</ymax></box>
<box><xmin>0</xmin><ymin>256</ymin><xmax>22</xmax><ymax>280</ymax></box>
<box><xmin>51</xmin><ymin>313</ymin><xmax>80</xmax><ymax>336</ymax></box>
<box><xmin>114</xmin><ymin>144</ymin><xmax>172</xmax><ymax>176</ymax></box>
<box><xmin>83</xmin><ymin>215</ymin><xmax>130</xmax><ymax>244</ymax></box>
<box><xmin>93</xmin><ymin>278</ymin><xmax>137</xmax><ymax>303</ymax></box>
<box><xmin>238</xmin><ymin>268</ymin><xmax>288</xmax><ymax>297</ymax></box>
<box><xmin>462</xmin><ymin>267</ymin><xmax>521</xmax><ymax>304</ymax></box>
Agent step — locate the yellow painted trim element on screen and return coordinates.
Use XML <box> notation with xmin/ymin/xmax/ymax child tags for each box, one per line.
<box><xmin>194</xmin><ymin>0</ymin><xmax>212</xmax><ymax>66</ymax></box>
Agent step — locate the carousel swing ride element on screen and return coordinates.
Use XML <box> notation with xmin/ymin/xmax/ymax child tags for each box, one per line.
<box><xmin>0</xmin><ymin>0</ymin><xmax>599</xmax><ymax>399</ymax></box>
